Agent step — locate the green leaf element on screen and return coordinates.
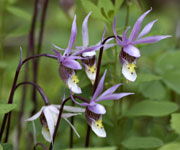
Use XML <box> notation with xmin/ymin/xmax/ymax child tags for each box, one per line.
<box><xmin>136</xmin><ymin>73</ymin><xmax>161</xmax><ymax>82</ymax></box>
<box><xmin>0</xmin><ymin>61</ymin><xmax>7</xmax><ymax>69</ymax></box>
<box><xmin>6</xmin><ymin>6</ymin><xmax>31</xmax><ymax>21</ymax></box>
<box><xmin>138</xmin><ymin>81</ymin><xmax>166</xmax><ymax>100</ymax></box>
<box><xmin>0</xmin><ymin>144</ymin><xmax>3</xmax><ymax>150</ymax></box>
<box><xmin>171</xmin><ymin>113</ymin><xmax>180</xmax><ymax>135</ymax></box>
<box><xmin>122</xmin><ymin>136</ymin><xmax>163</xmax><ymax>149</ymax></box>
<box><xmin>0</xmin><ymin>104</ymin><xmax>16</xmax><ymax>114</ymax></box>
<box><xmin>124</xmin><ymin>100</ymin><xmax>178</xmax><ymax>117</ymax></box>
<box><xmin>100</xmin><ymin>8</ymin><xmax>108</xmax><ymax>19</ymax></box>
<box><xmin>114</xmin><ymin>0</ymin><xmax>124</xmax><ymax>13</ymax></box>
<box><xmin>98</xmin><ymin>0</ymin><xmax>114</xmax><ymax>14</ymax></box>
<box><xmin>162</xmin><ymin>70</ymin><xmax>180</xmax><ymax>94</ymax></box>
<box><xmin>7</xmin><ymin>0</ymin><xmax>19</xmax><ymax>5</ymax></box>
<box><xmin>0</xmin><ymin>143</ymin><xmax>13</xmax><ymax>150</ymax></box>
<box><xmin>156</xmin><ymin>51</ymin><xmax>180</xmax><ymax>74</ymax></box>
<box><xmin>99</xmin><ymin>99</ymin><xmax>113</xmax><ymax>107</ymax></box>
<box><xmin>156</xmin><ymin>51</ymin><xmax>180</xmax><ymax>94</ymax></box>
<box><xmin>81</xmin><ymin>0</ymin><xmax>107</xmax><ymax>22</ymax></box>
<box><xmin>65</xmin><ymin>147</ymin><xmax>116</xmax><ymax>150</ymax></box>
<box><xmin>159</xmin><ymin>143</ymin><xmax>180</xmax><ymax>150</ymax></box>
<box><xmin>6</xmin><ymin>25</ymin><xmax>29</xmax><ymax>38</ymax></box>
<box><xmin>133</xmin><ymin>0</ymin><xmax>143</xmax><ymax>11</ymax></box>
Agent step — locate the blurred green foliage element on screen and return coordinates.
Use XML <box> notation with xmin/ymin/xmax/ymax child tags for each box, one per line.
<box><xmin>0</xmin><ymin>0</ymin><xmax>180</xmax><ymax>149</ymax></box>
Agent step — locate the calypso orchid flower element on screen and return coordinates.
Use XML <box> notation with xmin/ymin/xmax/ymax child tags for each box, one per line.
<box><xmin>113</xmin><ymin>8</ymin><xmax>171</xmax><ymax>82</ymax></box>
<box><xmin>75</xmin><ymin>12</ymin><xmax>116</xmax><ymax>84</ymax></box>
<box><xmin>52</xmin><ymin>15</ymin><xmax>82</xmax><ymax>94</ymax></box>
<box><xmin>79</xmin><ymin>12</ymin><xmax>97</xmax><ymax>85</ymax></box>
<box><xmin>71</xmin><ymin>70</ymin><xmax>133</xmax><ymax>137</ymax></box>
<box><xmin>25</xmin><ymin>104</ymin><xmax>85</xmax><ymax>143</ymax></box>
<box><xmin>53</xmin><ymin>14</ymin><xmax>102</xmax><ymax>93</ymax></box>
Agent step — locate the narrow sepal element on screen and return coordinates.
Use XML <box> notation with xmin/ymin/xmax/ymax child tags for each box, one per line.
<box><xmin>91</xmin><ymin>70</ymin><xmax>107</xmax><ymax>101</ymax></box>
<box><xmin>113</xmin><ymin>16</ymin><xmax>123</xmax><ymax>45</ymax></box>
<box><xmin>70</xmin><ymin>91</ymin><xmax>89</xmax><ymax>107</ymax></box>
<box><xmin>129</xmin><ymin>8</ymin><xmax>152</xmax><ymax>42</ymax></box>
<box><xmin>82</xmin><ymin>12</ymin><xmax>92</xmax><ymax>47</ymax></box>
<box><xmin>96</xmin><ymin>93</ymin><xmax>134</xmax><ymax>102</ymax></box>
<box><xmin>133</xmin><ymin>35</ymin><xmax>172</xmax><ymax>45</ymax></box>
<box><xmin>65</xmin><ymin>15</ymin><xmax>77</xmax><ymax>56</ymax></box>
<box><xmin>137</xmin><ymin>19</ymin><xmax>158</xmax><ymax>39</ymax></box>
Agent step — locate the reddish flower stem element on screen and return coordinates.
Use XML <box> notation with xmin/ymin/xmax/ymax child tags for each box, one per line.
<box><xmin>32</xmin><ymin>0</ymin><xmax>49</xmax><ymax>116</ymax></box>
<box><xmin>85</xmin><ymin>35</ymin><xmax>116</xmax><ymax>147</ymax></box>
<box><xmin>49</xmin><ymin>97</ymin><xmax>71</xmax><ymax>150</ymax></box>
<box><xmin>0</xmin><ymin>53</ymin><xmax>56</xmax><ymax>142</ymax></box>
<box><xmin>49</xmin><ymin>95</ymin><xmax>89</xmax><ymax>150</ymax></box>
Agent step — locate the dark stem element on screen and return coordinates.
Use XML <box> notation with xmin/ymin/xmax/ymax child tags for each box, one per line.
<box><xmin>33</xmin><ymin>142</ymin><xmax>48</xmax><ymax>150</ymax></box>
<box><xmin>0</xmin><ymin>57</ymin><xmax>22</xmax><ymax>142</ymax></box>
<box><xmin>48</xmin><ymin>94</ymin><xmax>88</xmax><ymax>150</ymax></box>
<box><xmin>49</xmin><ymin>97</ymin><xmax>71</xmax><ymax>150</ymax></box>
<box><xmin>0</xmin><ymin>53</ymin><xmax>56</xmax><ymax>142</ymax></box>
<box><xmin>37</xmin><ymin>0</ymin><xmax>49</xmax><ymax>54</ymax></box>
<box><xmin>16</xmin><ymin>82</ymin><xmax>50</xmax><ymax>105</ymax></box>
<box><xmin>4</xmin><ymin>112</ymin><xmax>11</xmax><ymax>142</ymax></box>
<box><xmin>29</xmin><ymin>0</ymin><xmax>39</xmax><ymax>56</ymax></box>
<box><xmin>70</xmin><ymin>101</ymin><xmax>74</xmax><ymax>148</ymax></box>
<box><xmin>85</xmin><ymin>126</ymin><xmax>91</xmax><ymax>147</ymax></box>
<box><xmin>93</xmin><ymin>35</ymin><xmax>115</xmax><ymax>93</ymax></box>
<box><xmin>124</xmin><ymin>0</ymin><xmax>130</xmax><ymax>28</ymax></box>
<box><xmin>74</xmin><ymin>95</ymin><xmax>89</xmax><ymax>103</ymax></box>
<box><xmin>32</xmin><ymin>0</ymin><xmax>49</xmax><ymax>116</ymax></box>
<box><xmin>16</xmin><ymin>0</ymin><xmax>39</xmax><ymax>147</ymax></box>
<box><xmin>85</xmin><ymin>35</ymin><xmax>115</xmax><ymax>147</ymax></box>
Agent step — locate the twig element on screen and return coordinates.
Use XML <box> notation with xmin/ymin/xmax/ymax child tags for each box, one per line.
<box><xmin>15</xmin><ymin>0</ymin><xmax>39</xmax><ymax>148</ymax></box>
<box><xmin>49</xmin><ymin>97</ymin><xmax>71</xmax><ymax>150</ymax></box>
<box><xmin>0</xmin><ymin>53</ymin><xmax>56</xmax><ymax>142</ymax></box>
<box><xmin>85</xmin><ymin>35</ymin><xmax>115</xmax><ymax>147</ymax></box>
<box><xmin>33</xmin><ymin>142</ymin><xmax>48</xmax><ymax>150</ymax></box>
<box><xmin>16</xmin><ymin>82</ymin><xmax>50</xmax><ymax>105</ymax></box>
<box><xmin>70</xmin><ymin>101</ymin><xmax>74</xmax><ymax>148</ymax></box>
<box><xmin>32</xmin><ymin>0</ymin><xmax>49</xmax><ymax>116</ymax></box>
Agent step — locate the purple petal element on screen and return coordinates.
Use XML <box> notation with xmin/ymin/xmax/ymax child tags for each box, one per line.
<box><xmin>65</xmin><ymin>15</ymin><xmax>77</xmax><ymax>56</ymax></box>
<box><xmin>129</xmin><ymin>8</ymin><xmax>152</xmax><ymax>42</ymax></box>
<box><xmin>101</xmin><ymin>26</ymin><xmax>106</xmax><ymax>42</ymax></box>
<box><xmin>74</xmin><ymin>46</ymin><xmax>83</xmax><ymax>50</ymax></box>
<box><xmin>19</xmin><ymin>47</ymin><xmax>23</xmax><ymax>64</ymax></box>
<box><xmin>72</xmin><ymin>44</ymin><xmax>102</xmax><ymax>56</ymax></box>
<box><xmin>82</xmin><ymin>12</ymin><xmax>92</xmax><ymax>47</ymax></box>
<box><xmin>113</xmin><ymin>16</ymin><xmax>123</xmax><ymax>45</ymax></box>
<box><xmin>52</xmin><ymin>43</ymin><xmax>65</xmax><ymax>51</ymax></box>
<box><xmin>96</xmin><ymin>93</ymin><xmax>134</xmax><ymax>102</ymax></box>
<box><xmin>104</xmin><ymin>43</ymin><xmax>117</xmax><ymax>50</ymax></box>
<box><xmin>124</xmin><ymin>45</ymin><xmax>141</xmax><ymax>57</ymax></box>
<box><xmin>97</xmin><ymin>84</ymin><xmax>122</xmax><ymax>99</ymax></box>
<box><xmin>133</xmin><ymin>35</ymin><xmax>171</xmax><ymax>45</ymax></box>
<box><xmin>63</xmin><ymin>58</ymin><xmax>82</xmax><ymax>70</ymax></box>
<box><xmin>88</xmin><ymin>103</ymin><xmax>106</xmax><ymax>114</ymax></box>
<box><xmin>91</xmin><ymin>70</ymin><xmax>107</xmax><ymax>101</ymax></box>
<box><xmin>52</xmin><ymin>48</ymin><xmax>63</xmax><ymax>62</ymax></box>
<box><xmin>137</xmin><ymin>19</ymin><xmax>158</xmax><ymax>39</ymax></box>
<box><xmin>100</xmin><ymin>38</ymin><xmax>117</xmax><ymax>50</ymax></box>
<box><xmin>122</xmin><ymin>27</ymin><xmax>130</xmax><ymax>43</ymax></box>
<box><xmin>70</xmin><ymin>91</ymin><xmax>89</xmax><ymax>107</ymax></box>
